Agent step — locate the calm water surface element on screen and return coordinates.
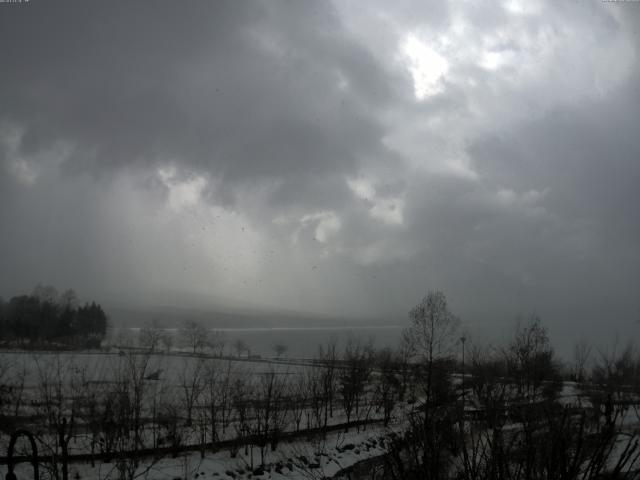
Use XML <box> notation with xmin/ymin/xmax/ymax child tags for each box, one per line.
<box><xmin>128</xmin><ymin>325</ymin><xmax>405</xmax><ymax>358</ymax></box>
<box><xmin>219</xmin><ymin>325</ymin><xmax>404</xmax><ymax>358</ymax></box>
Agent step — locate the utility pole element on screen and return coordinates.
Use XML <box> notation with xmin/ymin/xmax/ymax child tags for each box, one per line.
<box><xmin>460</xmin><ymin>335</ymin><xmax>467</xmax><ymax>408</ymax></box>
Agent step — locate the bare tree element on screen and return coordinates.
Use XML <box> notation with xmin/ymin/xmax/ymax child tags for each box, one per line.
<box><xmin>138</xmin><ymin>320</ymin><xmax>162</xmax><ymax>353</ymax></box>
<box><xmin>406</xmin><ymin>291</ymin><xmax>460</xmax><ymax>358</ymax></box>
<box><xmin>115</xmin><ymin>351</ymin><xmax>155</xmax><ymax>455</ymax></box>
<box><xmin>318</xmin><ymin>338</ymin><xmax>338</xmax><ymax>423</ymax></box>
<box><xmin>404</xmin><ymin>290</ymin><xmax>460</xmax><ymax>407</ymax></box>
<box><xmin>112</xmin><ymin>327</ymin><xmax>134</xmax><ymax>349</ymax></box>
<box><xmin>381</xmin><ymin>331</ymin><xmax>640</xmax><ymax>480</ymax></box>
<box><xmin>160</xmin><ymin>330</ymin><xmax>174</xmax><ymax>353</ymax></box>
<box><xmin>273</xmin><ymin>343</ymin><xmax>288</xmax><ymax>359</ymax></box>
<box><xmin>287</xmin><ymin>372</ymin><xmax>308</xmax><ymax>432</ymax></box>
<box><xmin>373</xmin><ymin>348</ymin><xmax>401</xmax><ymax>427</ymax></box>
<box><xmin>202</xmin><ymin>358</ymin><xmax>221</xmax><ymax>445</ymax></box>
<box><xmin>219</xmin><ymin>360</ymin><xmax>236</xmax><ymax>435</ymax></box>
<box><xmin>231</xmin><ymin>375</ymin><xmax>251</xmax><ymax>459</ymax></box>
<box><xmin>0</xmin><ymin>354</ymin><xmax>26</xmax><ymax>428</ymax></box>
<box><xmin>573</xmin><ymin>338</ymin><xmax>592</xmax><ymax>383</ymax></box>
<box><xmin>96</xmin><ymin>351</ymin><xmax>165</xmax><ymax>480</ymax></box>
<box><xmin>251</xmin><ymin>369</ymin><xmax>288</xmax><ymax>466</ymax></box>
<box><xmin>339</xmin><ymin>338</ymin><xmax>373</xmax><ymax>430</ymax></box>
<box><xmin>505</xmin><ymin>315</ymin><xmax>560</xmax><ymax>402</ymax></box>
<box><xmin>209</xmin><ymin>330</ymin><xmax>226</xmax><ymax>357</ymax></box>
<box><xmin>32</xmin><ymin>354</ymin><xmax>86</xmax><ymax>480</ymax></box>
<box><xmin>305</xmin><ymin>365</ymin><xmax>325</xmax><ymax>430</ymax></box>
<box><xmin>395</xmin><ymin>335</ymin><xmax>413</xmax><ymax>402</ymax></box>
<box><xmin>178</xmin><ymin>357</ymin><xmax>206</xmax><ymax>427</ymax></box>
<box><xmin>234</xmin><ymin>339</ymin><xmax>249</xmax><ymax>357</ymax></box>
<box><xmin>382</xmin><ymin>291</ymin><xmax>461</xmax><ymax>479</ymax></box>
<box><xmin>588</xmin><ymin>342</ymin><xmax>637</xmax><ymax>432</ymax></box>
<box><xmin>181</xmin><ymin>320</ymin><xmax>209</xmax><ymax>354</ymax></box>
<box><xmin>156</xmin><ymin>401</ymin><xmax>182</xmax><ymax>456</ymax></box>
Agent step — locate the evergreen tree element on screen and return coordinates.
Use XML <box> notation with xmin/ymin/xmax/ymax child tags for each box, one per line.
<box><xmin>0</xmin><ymin>286</ymin><xmax>108</xmax><ymax>348</ymax></box>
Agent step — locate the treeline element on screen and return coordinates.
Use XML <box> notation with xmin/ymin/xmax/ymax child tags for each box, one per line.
<box><xmin>378</xmin><ymin>291</ymin><xmax>640</xmax><ymax>480</ymax></box>
<box><xmin>3</xmin><ymin>306</ymin><xmax>640</xmax><ymax>480</ymax></box>
<box><xmin>0</xmin><ymin>285</ymin><xmax>108</xmax><ymax>348</ymax></box>
<box><xmin>3</xmin><ymin>289</ymin><xmax>640</xmax><ymax>479</ymax></box>
<box><xmin>0</xmin><ymin>343</ymin><xmax>392</xmax><ymax>480</ymax></box>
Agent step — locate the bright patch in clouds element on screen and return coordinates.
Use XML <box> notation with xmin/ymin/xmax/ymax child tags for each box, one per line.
<box><xmin>370</xmin><ymin>198</ymin><xmax>404</xmax><ymax>226</ymax></box>
<box><xmin>300</xmin><ymin>211</ymin><xmax>342</xmax><ymax>243</ymax></box>
<box><xmin>158</xmin><ymin>166</ymin><xmax>207</xmax><ymax>212</ymax></box>
<box><xmin>348</xmin><ymin>178</ymin><xmax>405</xmax><ymax>226</ymax></box>
<box><xmin>8</xmin><ymin>158</ymin><xmax>38</xmax><ymax>185</ymax></box>
<box><xmin>1</xmin><ymin>124</ymin><xmax>71</xmax><ymax>185</ymax></box>
<box><xmin>496</xmin><ymin>188</ymin><xmax>548</xmax><ymax>206</ymax></box>
<box><xmin>347</xmin><ymin>177</ymin><xmax>375</xmax><ymax>200</ymax></box>
<box><xmin>402</xmin><ymin>34</ymin><xmax>449</xmax><ymax>99</ymax></box>
<box><xmin>503</xmin><ymin>0</ymin><xmax>541</xmax><ymax>16</ymax></box>
<box><xmin>481</xmin><ymin>50</ymin><xmax>509</xmax><ymax>71</ymax></box>
<box><xmin>290</xmin><ymin>211</ymin><xmax>342</xmax><ymax>246</ymax></box>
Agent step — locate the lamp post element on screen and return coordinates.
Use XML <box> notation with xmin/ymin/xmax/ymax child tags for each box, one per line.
<box><xmin>460</xmin><ymin>335</ymin><xmax>467</xmax><ymax>408</ymax></box>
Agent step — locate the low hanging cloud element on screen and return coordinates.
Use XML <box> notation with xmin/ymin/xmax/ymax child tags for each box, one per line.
<box><xmin>1</xmin><ymin>0</ymin><xmax>640</xmax><ymax>346</ymax></box>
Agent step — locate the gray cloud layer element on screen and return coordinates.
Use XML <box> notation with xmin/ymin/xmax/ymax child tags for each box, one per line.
<box><xmin>2</xmin><ymin>0</ymin><xmax>639</xmax><ymax>349</ymax></box>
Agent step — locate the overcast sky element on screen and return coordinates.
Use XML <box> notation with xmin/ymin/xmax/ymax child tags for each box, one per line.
<box><xmin>1</xmin><ymin>1</ymin><xmax>639</xmax><ymax>344</ymax></box>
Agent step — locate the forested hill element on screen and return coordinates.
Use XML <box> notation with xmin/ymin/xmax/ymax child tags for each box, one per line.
<box><xmin>0</xmin><ymin>285</ymin><xmax>108</xmax><ymax>348</ymax></box>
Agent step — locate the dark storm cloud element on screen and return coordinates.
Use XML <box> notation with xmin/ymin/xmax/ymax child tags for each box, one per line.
<box><xmin>464</xmin><ymin>75</ymin><xmax>640</xmax><ymax>326</ymax></box>
<box><xmin>470</xmin><ymin>81</ymin><xmax>640</xmax><ymax>246</ymax></box>
<box><xmin>1</xmin><ymin>0</ymin><xmax>640</xmax><ymax>353</ymax></box>
<box><xmin>0</xmin><ymin>0</ymin><xmax>409</xmax><ymax>312</ymax></box>
<box><xmin>0</xmin><ymin>0</ymin><xmax>397</xmax><ymax>189</ymax></box>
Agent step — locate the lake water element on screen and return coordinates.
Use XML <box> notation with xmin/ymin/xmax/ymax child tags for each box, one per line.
<box><xmin>128</xmin><ymin>325</ymin><xmax>405</xmax><ymax>359</ymax></box>
<box><xmin>218</xmin><ymin>325</ymin><xmax>404</xmax><ymax>358</ymax></box>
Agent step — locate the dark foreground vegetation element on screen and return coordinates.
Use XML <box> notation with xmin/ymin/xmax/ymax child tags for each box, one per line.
<box><xmin>0</xmin><ymin>286</ymin><xmax>108</xmax><ymax>349</ymax></box>
<box><xmin>2</xmin><ymin>290</ymin><xmax>640</xmax><ymax>480</ymax></box>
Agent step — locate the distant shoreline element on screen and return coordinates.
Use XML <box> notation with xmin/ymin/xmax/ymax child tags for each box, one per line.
<box><xmin>126</xmin><ymin>325</ymin><xmax>404</xmax><ymax>332</ymax></box>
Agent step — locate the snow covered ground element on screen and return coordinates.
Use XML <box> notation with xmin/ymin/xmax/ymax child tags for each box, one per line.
<box><xmin>0</xmin><ymin>425</ymin><xmax>397</xmax><ymax>480</ymax></box>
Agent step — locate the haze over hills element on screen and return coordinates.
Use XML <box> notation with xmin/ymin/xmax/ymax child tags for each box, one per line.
<box><xmin>2</xmin><ymin>1</ymin><xmax>640</xmax><ymax>359</ymax></box>
<box><xmin>107</xmin><ymin>303</ymin><xmax>402</xmax><ymax>331</ymax></box>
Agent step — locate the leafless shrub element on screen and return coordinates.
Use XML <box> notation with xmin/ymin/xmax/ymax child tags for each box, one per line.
<box><xmin>339</xmin><ymin>337</ymin><xmax>373</xmax><ymax>431</ymax></box>
<box><xmin>181</xmin><ymin>320</ymin><xmax>209</xmax><ymax>354</ymax></box>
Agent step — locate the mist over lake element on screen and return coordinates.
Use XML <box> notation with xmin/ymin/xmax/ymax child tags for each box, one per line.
<box><xmin>3</xmin><ymin>1</ymin><xmax>640</xmax><ymax>478</ymax></box>
<box><xmin>127</xmin><ymin>325</ymin><xmax>404</xmax><ymax>358</ymax></box>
